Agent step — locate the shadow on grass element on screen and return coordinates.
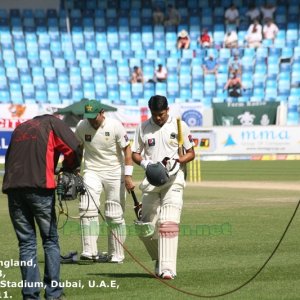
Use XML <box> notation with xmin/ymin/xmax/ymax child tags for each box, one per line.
<box><xmin>87</xmin><ymin>272</ymin><xmax>154</xmax><ymax>279</ymax></box>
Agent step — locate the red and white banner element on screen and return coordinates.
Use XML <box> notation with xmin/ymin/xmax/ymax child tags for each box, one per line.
<box><xmin>0</xmin><ymin>102</ymin><xmax>207</xmax><ymax>129</ymax></box>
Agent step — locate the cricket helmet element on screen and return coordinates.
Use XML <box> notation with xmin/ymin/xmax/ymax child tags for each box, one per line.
<box><xmin>146</xmin><ymin>162</ymin><xmax>170</xmax><ymax>187</ymax></box>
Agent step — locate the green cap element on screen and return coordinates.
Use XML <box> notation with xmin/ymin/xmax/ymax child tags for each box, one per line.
<box><xmin>84</xmin><ymin>100</ymin><xmax>102</xmax><ymax>119</ymax></box>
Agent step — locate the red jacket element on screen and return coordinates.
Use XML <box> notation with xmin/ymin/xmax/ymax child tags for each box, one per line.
<box><xmin>2</xmin><ymin>114</ymin><xmax>82</xmax><ymax>192</ymax></box>
<box><xmin>200</xmin><ymin>33</ymin><xmax>211</xmax><ymax>43</ymax></box>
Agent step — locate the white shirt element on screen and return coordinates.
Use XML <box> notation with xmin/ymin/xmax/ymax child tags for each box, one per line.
<box><xmin>75</xmin><ymin>117</ymin><xmax>130</xmax><ymax>174</ymax></box>
<box><xmin>224</xmin><ymin>31</ymin><xmax>238</xmax><ymax>45</ymax></box>
<box><xmin>263</xmin><ymin>23</ymin><xmax>279</xmax><ymax>39</ymax></box>
<box><xmin>260</xmin><ymin>6</ymin><xmax>276</xmax><ymax>20</ymax></box>
<box><xmin>224</xmin><ymin>8</ymin><xmax>239</xmax><ymax>21</ymax></box>
<box><xmin>155</xmin><ymin>67</ymin><xmax>168</xmax><ymax>81</ymax></box>
<box><xmin>246</xmin><ymin>8</ymin><xmax>260</xmax><ymax>20</ymax></box>
<box><xmin>132</xmin><ymin>116</ymin><xmax>194</xmax><ymax>163</ymax></box>
<box><xmin>246</xmin><ymin>23</ymin><xmax>262</xmax><ymax>43</ymax></box>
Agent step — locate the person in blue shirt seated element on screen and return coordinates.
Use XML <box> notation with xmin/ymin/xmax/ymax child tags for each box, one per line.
<box><xmin>228</xmin><ymin>50</ymin><xmax>242</xmax><ymax>75</ymax></box>
<box><xmin>202</xmin><ymin>53</ymin><xmax>219</xmax><ymax>76</ymax></box>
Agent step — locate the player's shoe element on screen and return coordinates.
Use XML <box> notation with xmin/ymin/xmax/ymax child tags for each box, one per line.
<box><xmin>160</xmin><ymin>270</ymin><xmax>176</xmax><ymax>280</ymax></box>
<box><xmin>84</xmin><ymin>253</ymin><xmax>123</xmax><ymax>264</ymax></box>
<box><xmin>80</xmin><ymin>252</ymin><xmax>108</xmax><ymax>263</ymax></box>
<box><xmin>109</xmin><ymin>256</ymin><xmax>124</xmax><ymax>264</ymax></box>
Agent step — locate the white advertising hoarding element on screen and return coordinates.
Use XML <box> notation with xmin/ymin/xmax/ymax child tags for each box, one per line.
<box><xmin>192</xmin><ymin>126</ymin><xmax>300</xmax><ymax>155</ymax></box>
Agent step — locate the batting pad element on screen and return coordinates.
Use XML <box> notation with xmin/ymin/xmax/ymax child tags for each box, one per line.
<box><xmin>80</xmin><ymin>216</ymin><xmax>99</xmax><ymax>257</ymax></box>
<box><xmin>79</xmin><ymin>192</ymin><xmax>99</xmax><ymax>217</ymax></box>
<box><xmin>139</xmin><ymin>236</ymin><xmax>158</xmax><ymax>261</ymax></box>
<box><xmin>134</xmin><ymin>221</ymin><xmax>155</xmax><ymax>238</ymax></box>
<box><xmin>108</xmin><ymin>222</ymin><xmax>126</xmax><ymax>261</ymax></box>
<box><xmin>159</xmin><ymin>221</ymin><xmax>179</xmax><ymax>276</ymax></box>
<box><xmin>104</xmin><ymin>201</ymin><xmax>126</xmax><ymax>261</ymax></box>
<box><xmin>105</xmin><ymin>200</ymin><xmax>124</xmax><ymax>224</ymax></box>
<box><xmin>160</xmin><ymin>203</ymin><xmax>182</xmax><ymax>224</ymax></box>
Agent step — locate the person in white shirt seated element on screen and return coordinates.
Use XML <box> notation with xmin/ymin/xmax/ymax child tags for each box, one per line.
<box><xmin>263</xmin><ymin>18</ymin><xmax>279</xmax><ymax>42</ymax></box>
<box><xmin>245</xmin><ymin>19</ymin><xmax>262</xmax><ymax>48</ymax></box>
<box><xmin>148</xmin><ymin>64</ymin><xmax>168</xmax><ymax>83</ymax></box>
<box><xmin>223</xmin><ymin>30</ymin><xmax>238</xmax><ymax>48</ymax></box>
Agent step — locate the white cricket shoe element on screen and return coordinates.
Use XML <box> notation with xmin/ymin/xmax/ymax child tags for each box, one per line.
<box><xmin>80</xmin><ymin>252</ymin><xmax>108</xmax><ymax>263</ymax></box>
<box><xmin>109</xmin><ymin>255</ymin><xmax>124</xmax><ymax>264</ymax></box>
<box><xmin>160</xmin><ymin>270</ymin><xmax>176</xmax><ymax>280</ymax></box>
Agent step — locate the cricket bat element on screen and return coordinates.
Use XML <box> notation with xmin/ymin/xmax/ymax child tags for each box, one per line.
<box><xmin>131</xmin><ymin>190</ymin><xmax>142</xmax><ymax>220</ymax></box>
<box><xmin>176</xmin><ymin>117</ymin><xmax>184</xmax><ymax>157</ymax></box>
<box><xmin>177</xmin><ymin>117</ymin><xmax>187</xmax><ymax>178</ymax></box>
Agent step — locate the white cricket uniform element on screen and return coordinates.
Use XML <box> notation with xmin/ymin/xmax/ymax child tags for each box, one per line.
<box><xmin>75</xmin><ymin>117</ymin><xmax>130</xmax><ymax>261</ymax></box>
<box><xmin>132</xmin><ymin>116</ymin><xmax>194</xmax><ymax>276</ymax></box>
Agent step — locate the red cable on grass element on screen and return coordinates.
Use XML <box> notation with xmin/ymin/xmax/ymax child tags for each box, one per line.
<box><xmin>87</xmin><ymin>183</ymin><xmax>300</xmax><ymax>298</ymax></box>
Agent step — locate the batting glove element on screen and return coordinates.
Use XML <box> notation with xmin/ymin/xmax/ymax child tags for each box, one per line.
<box><xmin>140</xmin><ymin>160</ymin><xmax>153</xmax><ymax>170</ymax></box>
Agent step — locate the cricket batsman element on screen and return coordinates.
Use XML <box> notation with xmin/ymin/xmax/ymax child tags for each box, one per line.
<box><xmin>75</xmin><ymin>100</ymin><xmax>135</xmax><ymax>263</ymax></box>
<box><xmin>132</xmin><ymin>95</ymin><xmax>195</xmax><ymax>279</ymax></box>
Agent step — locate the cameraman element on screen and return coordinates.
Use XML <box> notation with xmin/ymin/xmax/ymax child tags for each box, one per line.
<box><xmin>2</xmin><ymin>114</ymin><xmax>82</xmax><ymax>300</ymax></box>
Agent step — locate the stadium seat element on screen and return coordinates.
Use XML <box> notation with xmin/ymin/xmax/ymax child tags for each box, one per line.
<box><xmin>155</xmin><ymin>82</ymin><xmax>167</xmax><ymax>97</ymax></box>
<box><xmin>40</xmin><ymin>50</ymin><xmax>53</xmax><ymax>67</ymax></box>
<box><xmin>23</xmin><ymin>83</ymin><xmax>35</xmax><ymax>100</ymax></box>
<box><xmin>16</xmin><ymin>58</ymin><xmax>30</xmax><ymax>74</ymax></box>
<box><xmin>3</xmin><ymin>49</ymin><xmax>15</xmax><ymax>66</ymax></box>
<box><xmin>0</xmin><ymin>33</ymin><xmax>13</xmax><ymax>49</ymax></box>
<box><xmin>14</xmin><ymin>41</ymin><xmax>27</xmax><ymax>58</ymax></box>
<box><xmin>44</xmin><ymin>66</ymin><xmax>57</xmax><ymax>82</ymax></box>
<box><xmin>83</xmin><ymin>82</ymin><xmax>96</xmax><ymax>99</ymax></box>
<box><xmin>167</xmin><ymin>81</ymin><xmax>180</xmax><ymax>99</ymax></box>
<box><xmin>253</xmin><ymin>73</ymin><xmax>265</xmax><ymax>88</ymax></box>
<box><xmin>95</xmin><ymin>82</ymin><xmax>108</xmax><ymax>98</ymax></box>
<box><xmin>265</xmin><ymin>87</ymin><xmax>278</xmax><ymax>101</ymax></box>
<box><xmin>278</xmin><ymin>79</ymin><xmax>290</xmax><ymax>97</ymax></box>
<box><xmin>253</xmin><ymin>88</ymin><xmax>264</xmax><ymax>100</ymax></box>
<box><xmin>131</xmin><ymin>83</ymin><xmax>144</xmax><ymax>99</ymax></box>
<box><xmin>281</xmin><ymin>47</ymin><xmax>293</xmax><ymax>60</ymax></box>
<box><xmin>6</xmin><ymin>67</ymin><xmax>19</xmax><ymax>83</ymax></box>
<box><xmin>72</xmin><ymin>89</ymin><xmax>84</xmax><ymax>102</ymax></box>
<box><xmin>0</xmin><ymin>90</ymin><xmax>10</xmax><ymax>103</ymax></box>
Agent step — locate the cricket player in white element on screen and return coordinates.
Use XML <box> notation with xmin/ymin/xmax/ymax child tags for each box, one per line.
<box><xmin>132</xmin><ymin>95</ymin><xmax>195</xmax><ymax>279</ymax></box>
<box><xmin>75</xmin><ymin>100</ymin><xmax>135</xmax><ymax>263</ymax></box>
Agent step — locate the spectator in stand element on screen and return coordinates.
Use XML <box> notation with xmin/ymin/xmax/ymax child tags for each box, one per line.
<box><xmin>198</xmin><ymin>28</ymin><xmax>213</xmax><ymax>48</ymax></box>
<box><xmin>153</xmin><ymin>6</ymin><xmax>164</xmax><ymax>25</ymax></box>
<box><xmin>224</xmin><ymin>3</ymin><xmax>240</xmax><ymax>28</ymax></box>
<box><xmin>245</xmin><ymin>4</ymin><xmax>261</xmax><ymax>23</ymax></box>
<box><xmin>202</xmin><ymin>53</ymin><xmax>219</xmax><ymax>76</ymax></box>
<box><xmin>228</xmin><ymin>50</ymin><xmax>242</xmax><ymax>75</ymax></box>
<box><xmin>223</xmin><ymin>30</ymin><xmax>238</xmax><ymax>48</ymax></box>
<box><xmin>154</xmin><ymin>64</ymin><xmax>168</xmax><ymax>82</ymax></box>
<box><xmin>164</xmin><ymin>4</ymin><xmax>181</xmax><ymax>26</ymax></box>
<box><xmin>260</xmin><ymin>3</ymin><xmax>276</xmax><ymax>23</ymax></box>
<box><xmin>245</xmin><ymin>19</ymin><xmax>262</xmax><ymax>48</ymax></box>
<box><xmin>177</xmin><ymin>29</ymin><xmax>190</xmax><ymax>49</ymax></box>
<box><xmin>224</xmin><ymin>70</ymin><xmax>246</xmax><ymax>98</ymax></box>
<box><xmin>263</xmin><ymin>18</ymin><xmax>279</xmax><ymax>43</ymax></box>
<box><xmin>131</xmin><ymin>66</ymin><xmax>144</xmax><ymax>83</ymax></box>
<box><xmin>148</xmin><ymin>64</ymin><xmax>168</xmax><ymax>83</ymax></box>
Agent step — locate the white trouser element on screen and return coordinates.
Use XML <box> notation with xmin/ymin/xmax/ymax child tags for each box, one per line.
<box><xmin>139</xmin><ymin>170</ymin><xmax>184</xmax><ymax>275</ymax></box>
<box><xmin>80</xmin><ymin>170</ymin><xmax>126</xmax><ymax>260</ymax></box>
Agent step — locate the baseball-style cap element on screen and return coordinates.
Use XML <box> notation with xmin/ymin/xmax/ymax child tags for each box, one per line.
<box><xmin>84</xmin><ymin>100</ymin><xmax>102</xmax><ymax>119</ymax></box>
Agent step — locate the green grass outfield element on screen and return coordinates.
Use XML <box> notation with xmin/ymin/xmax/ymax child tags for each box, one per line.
<box><xmin>0</xmin><ymin>160</ymin><xmax>300</xmax><ymax>300</ymax></box>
